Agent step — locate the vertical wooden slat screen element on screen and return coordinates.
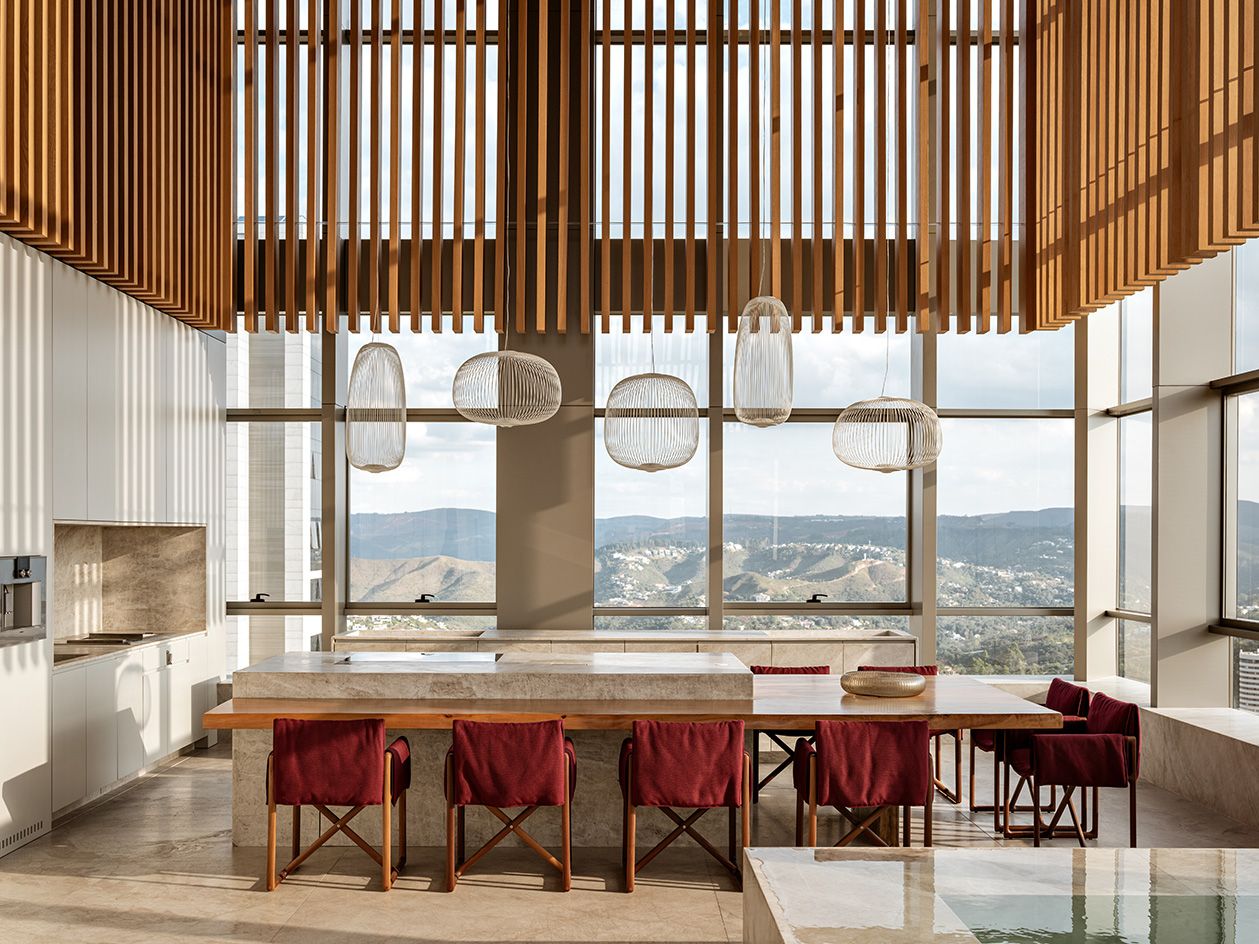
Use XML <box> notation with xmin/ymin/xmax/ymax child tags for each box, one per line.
<box><xmin>451</xmin><ymin>0</ymin><xmax>465</xmax><ymax>333</ymax></box>
<box><xmin>1024</xmin><ymin>0</ymin><xmax>1259</xmax><ymax>327</ymax></box>
<box><xmin>0</xmin><ymin>0</ymin><xmax>232</xmax><ymax>330</ymax></box>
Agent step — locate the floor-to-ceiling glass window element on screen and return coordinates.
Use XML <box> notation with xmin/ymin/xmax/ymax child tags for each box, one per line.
<box><xmin>934</xmin><ymin>320</ymin><xmax>1076</xmax><ymax>675</ymax></box>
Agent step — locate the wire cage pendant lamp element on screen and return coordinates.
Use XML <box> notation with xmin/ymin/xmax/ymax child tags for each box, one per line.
<box><xmin>733</xmin><ymin>0</ymin><xmax>792</xmax><ymax>428</ymax></box>
<box><xmin>346</xmin><ymin>340</ymin><xmax>408</xmax><ymax>473</ymax></box>
<box><xmin>604</xmin><ymin>334</ymin><xmax>700</xmax><ymax>472</ymax></box>
<box><xmin>452</xmin><ymin>347</ymin><xmax>563</xmax><ymax>427</ymax></box>
<box><xmin>832</xmin><ymin>335</ymin><xmax>943</xmax><ymax>473</ymax></box>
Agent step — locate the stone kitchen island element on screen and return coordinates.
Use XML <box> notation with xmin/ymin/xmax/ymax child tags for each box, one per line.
<box><xmin>206</xmin><ymin>650</ymin><xmax>1060</xmax><ymax>853</ymax></box>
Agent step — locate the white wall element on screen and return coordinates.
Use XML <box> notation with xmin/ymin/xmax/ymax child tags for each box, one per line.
<box><xmin>0</xmin><ymin>234</ymin><xmax>53</xmax><ymax>855</ymax></box>
<box><xmin>0</xmin><ymin>232</ymin><xmax>226</xmax><ymax>853</ymax></box>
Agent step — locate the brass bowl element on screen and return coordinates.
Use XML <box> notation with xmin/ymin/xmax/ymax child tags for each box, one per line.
<box><xmin>840</xmin><ymin>670</ymin><xmax>926</xmax><ymax>698</ymax></box>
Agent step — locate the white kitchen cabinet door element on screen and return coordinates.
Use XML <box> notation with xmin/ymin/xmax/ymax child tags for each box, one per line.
<box><xmin>51</xmin><ymin>668</ymin><xmax>87</xmax><ymax>813</ymax></box>
<box><xmin>188</xmin><ymin>634</ymin><xmax>209</xmax><ymax>742</ymax></box>
<box><xmin>115</xmin><ymin>653</ymin><xmax>145</xmax><ymax>780</ymax></box>
<box><xmin>141</xmin><ymin>668</ymin><xmax>167</xmax><ymax>767</ymax></box>
<box><xmin>84</xmin><ymin>281</ymin><xmax>121</xmax><ymax>523</ymax></box>
<box><xmin>84</xmin><ymin>658</ymin><xmax>119</xmax><ymax>796</ymax></box>
<box><xmin>167</xmin><ymin>661</ymin><xmax>194</xmax><ymax>753</ymax></box>
<box><xmin>50</xmin><ymin>266</ymin><xmax>89</xmax><ymax>521</ymax></box>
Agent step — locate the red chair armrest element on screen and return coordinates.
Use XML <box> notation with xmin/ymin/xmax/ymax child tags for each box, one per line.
<box><xmin>387</xmin><ymin>736</ymin><xmax>411</xmax><ymax>801</ymax></box>
<box><xmin>1031</xmin><ymin>733</ymin><xmax>1131</xmax><ymax>788</ymax></box>
<box><xmin>792</xmin><ymin>738</ymin><xmax>815</xmax><ymax>795</ymax></box>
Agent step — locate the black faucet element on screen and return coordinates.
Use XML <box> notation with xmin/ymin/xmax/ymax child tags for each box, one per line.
<box><xmin>415</xmin><ymin>594</ymin><xmax>435</xmax><ymax>603</ymax></box>
<box><xmin>806</xmin><ymin>593</ymin><xmax>828</xmax><ymax>604</ymax></box>
<box><xmin>250</xmin><ymin>593</ymin><xmax>270</xmax><ymax>603</ymax></box>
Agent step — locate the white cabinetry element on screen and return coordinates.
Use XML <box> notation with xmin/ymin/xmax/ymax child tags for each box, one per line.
<box><xmin>50</xmin><ymin>634</ymin><xmax>212</xmax><ymax>814</ymax></box>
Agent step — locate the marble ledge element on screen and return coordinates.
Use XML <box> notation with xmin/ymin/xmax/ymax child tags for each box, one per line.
<box><xmin>232</xmin><ymin>650</ymin><xmax>755</xmax><ymax>701</ymax></box>
<box><xmin>334</xmin><ymin>626</ymin><xmax>916</xmax><ymax>644</ymax></box>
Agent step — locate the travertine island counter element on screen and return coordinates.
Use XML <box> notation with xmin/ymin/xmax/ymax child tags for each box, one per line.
<box><xmin>210</xmin><ymin>650</ymin><xmax>1059</xmax><ymax>851</ymax></box>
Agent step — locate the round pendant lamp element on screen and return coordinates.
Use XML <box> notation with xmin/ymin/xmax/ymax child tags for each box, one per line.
<box><xmin>733</xmin><ymin>295</ymin><xmax>793</xmax><ymax>427</ymax></box>
<box><xmin>604</xmin><ymin>372</ymin><xmax>700</xmax><ymax>472</ymax></box>
<box><xmin>452</xmin><ymin>349</ymin><xmax>562</xmax><ymax>427</ymax></box>
<box><xmin>832</xmin><ymin>396</ymin><xmax>943</xmax><ymax>473</ymax></box>
<box><xmin>346</xmin><ymin>341</ymin><xmax>407</xmax><ymax>473</ymax></box>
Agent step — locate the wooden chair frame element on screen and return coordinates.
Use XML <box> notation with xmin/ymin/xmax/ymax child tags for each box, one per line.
<box><xmin>933</xmin><ymin>729</ymin><xmax>962</xmax><ymax>803</ymax></box>
<box><xmin>795</xmin><ymin>754</ymin><xmax>933</xmax><ymax>849</ymax></box>
<box><xmin>623</xmin><ymin>752</ymin><xmax>751</xmax><ymax>892</ymax></box>
<box><xmin>1029</xmin><ymin>736</ymin><xmax>1139</xmax><ymax>848</ymax></box>
<box><xmin>445</xmin><ymin>752</ymin><xmax>572</xmax><ymax>892</ymax></box>
<box><xmin>265</xmin><ymin>750</ymin><xmax>406</xmax><ymax>892</ymax></box>
<box><xmin>971</xmin><ymin>732</ymin><xmax>1058</xmax><ymax>833</ymax></box>
<box><xmin>751</xmin><ymin>730</ymin><xmax>813</xmax><ymax>803</ymax></box>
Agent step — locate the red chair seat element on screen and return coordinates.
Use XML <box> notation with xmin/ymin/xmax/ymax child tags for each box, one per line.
<box><xmin>619</xmin><ymin>720</ymin><xmax>745</xmax><ymax>808</ymax></box>
<box><xmin>448</xmin><ymin>719</ymin><xmax>576</xmax><ymax>807</ymax></box>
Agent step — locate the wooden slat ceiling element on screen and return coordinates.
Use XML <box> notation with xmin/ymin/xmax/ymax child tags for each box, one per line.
<box><xmin>0</xmin><ymin>0</ymin><xmax>233</xmax><ymax>330</ymax></box>
<box><xmin>1028</xmin><ymin>0</ymin><xmax>1259</xmax><ymax>328</ymax></box>
<box><xmin>238</xmin><ymin>0</ymin><xmax>1029</xmax><ymax>334</ymax></box>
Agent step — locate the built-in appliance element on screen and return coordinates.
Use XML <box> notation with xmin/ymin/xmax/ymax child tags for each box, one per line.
<box><xmin>0</xmin><ymin>555</ymin><xmax>51</xmax><ymax>859</ymax></box>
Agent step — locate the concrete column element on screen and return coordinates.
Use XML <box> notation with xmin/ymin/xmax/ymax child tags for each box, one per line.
<box><xmin>495</xmin><ymin>330</ymin><xmax>596</xmax><ymax>631</ymax></box>
<box><xmin>1152</xmin><ymin>253</ymin><xmax>1233</xmax><ymax>706</ymax></box>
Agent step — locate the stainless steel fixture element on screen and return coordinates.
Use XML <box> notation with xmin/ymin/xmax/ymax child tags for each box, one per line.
<box><xmin>0</xmin><ymin>555</ymin><xmax>46</xmax><ymax>650</ymax></box>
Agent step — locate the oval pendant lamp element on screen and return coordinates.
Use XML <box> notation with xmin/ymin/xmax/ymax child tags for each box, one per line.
<box><xmin>733</xmin><ymin>295</ymin><xmax>793</xmax><ymax>427</ymax></box>
<box><xmin>604</xmin><ymin>372</ymin><xmax>700</xmax><ymax>472</ymax></box>
<box><xmin>452</xmin><ymin>349</ymin><xmax>562</xmax><ymax>427</ymax></box>
<box><xmin>832</xmin><ymin>396</ymin><xmax>943</xmax><ymax>472</ymax></box>
<box><xmin>346</xmin><ymin>341</ymin><xmax>407</xmax><ymax>473</ymax></box>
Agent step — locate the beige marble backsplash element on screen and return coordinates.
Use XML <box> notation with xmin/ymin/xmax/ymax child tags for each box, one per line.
<box><xmin>54</xmin><ymin>524</ymin><xmax>207</xmax><ymax>639</ymax></box>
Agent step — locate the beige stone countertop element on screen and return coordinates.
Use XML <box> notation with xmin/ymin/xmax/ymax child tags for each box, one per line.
<box><xmin>232</xmin><ymin>649</ymin><xmax>755</xmax><ymax>701</ymax></box>
<box><xmin>52</xmin><ymin>629</ymin><xmax>207</xmax><ymax>673</ymax></box>
<box><xmin>334</xmin><ymin>626</ymin><xmax>916</xmax><ymax>643</ymax></box>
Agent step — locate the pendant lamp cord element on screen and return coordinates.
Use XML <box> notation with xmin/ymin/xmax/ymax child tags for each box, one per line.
<box><xmin>880</xmin><ymin>330</ymin><xmax>891</xmax><ymax>398</ymax></box>
<box><xmin>756</xmin><ymin>1</ymin><xmax>770</xmax><ymax>299</ymax></box>
<box><xmin>650</xmin><ymin>330</ymin><xmax>657</xmax><ymax>374</ymax></box>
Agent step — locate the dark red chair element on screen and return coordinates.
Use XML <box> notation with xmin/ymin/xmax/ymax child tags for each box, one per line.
<box><xmin>973</xmin><ymin>677</ymin><xmax>1090</xmax><ymax>832</ymax></box>
<box><xmin>793</xmin><ymin>720</ymin><xmax>933</xmax><ymax>847</ymax></box>
<box><xmin>619</xmin><ymin>720</ymin><xmax>750</xmax><ymax>892</ymax></box>
<box><xmin>265</xmin><ymin>718</ymin><xmax>410</xmax><ymax>891</ymax></box>
<box><xmin>1011</xmin><ymin>691</ymin><xmax>1141</xmax><ymax>847</ymax></box>
<box><xmin>444</xmin><ymin>719</ymin><xmax>576</xmax><ymax>892</ymax></box>
<box><xmin>748</xmin><ymin>664</ymin><xmax>831</xmax><ymax>802</ymax></box>
<box><xmin>857</xmin><ymin>664</ymin><xmax>961</xmax><ymax>804</ymax></box>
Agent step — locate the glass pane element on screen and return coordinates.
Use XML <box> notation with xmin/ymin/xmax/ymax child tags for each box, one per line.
<box><xmin>349</xmin><ymin>422</ymin><xmax>496</xmax><ymax>602</ymax></box>
<box><xmin>937</xmin><ymin>615</ymin><xmax>1074</xmax><ymax>676</ymax></box>
<box><xmin>347</xmin><ymin>315</ymin><xmax>497</xmax><ymax>408</ymax></box>
<box><xmin>722</xmin><ymin>614</ymin><xmax>910</xmax><ymax>633</ymax></box>
<box><xmin>226</xmin><ymin>422</ymin><xmax>323</xmax><ymax>603</ymax></box>
<box><xmin>937</xmin><ymin>319</ymin><xmax>1074</xmax><ymax>409</ymax></box>
<box><xmin>723</xmin><ymin>423</ymin><xmax>907</xmax><ymax>602</ymax></box>
<box><xmin>226</xmin><ymin>615</ymin><xmax>322</xmax><ymax>674</ymax></box>
<box><xmin>936</xmin><ymin>419</ymin><xmax>1074</xmax><ymax>607</ymax></box>
<box><xmin>226</xmin><ymin>315</ymin><xmax>323</xmax><ymax>408</ymax></box>
<box><xmin>1120</xmin><ymin>290</ymin><xmax>1154</xmax><ymax>403</ymax></box>
<box><xmin>722</xmin><ymin>319</ymin><xmax>911</xmax><ymax>408</ymax></box>
<box><xmin>1118</xmin><ymin>619</ymin><xmax>1151</xmax><ymax>684</ymax></box>
<box><xmin>596</xmin><ymin>316</ymin><xmax>709</xmax><ymax>407</ymax></box>
<box><xmin>1235</xmin><ymin>392</ymin><xmax>1259</xmax><ymax>618</ymax></box>
<box><xmin>1119</xmin><ymin>412</ymin><xmax>1152</xmax><ymax>612</ymax></box>
<box><xmin>1236</xmin><ymin>240</ymin><xmax>1259</xmax><ymax>373</ymax></box>
<box><xmin>346</xmin><ymin>614</ymin><xmax>496</xmax><ymax>634</ymax></box>
<box><xmin>594</xmin><ymin>420</ymin><xmax>708</xmax><ymax>608</ymax></box>
<box><xmin>1234</xmin><ymin>636</ymin><xmax>1259</xmax><ymax>712</ymax></box>
<box><xmin>593</xmin><ymin>615</ymin><xmax>708</xmax><ymax>631</ymax></box>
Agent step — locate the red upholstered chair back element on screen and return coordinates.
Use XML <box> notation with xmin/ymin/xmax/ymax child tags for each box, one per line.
<box><xmin>750</xmin><ymin>664</ymin><xmax>830</xmax><ymax>674</ymax></box>
<box><xmin>626</xmin><ymin>720</ymin><xmax>745</xmax><ymax>808</ymax></box>
<box><xmin>272</xmin><ymin>718</ymin><xmax>386</xmax><ymax>807</ymax></box>
<box><xmin>857</xmin><ymin>664</ymin><xmax>939</xmax><ymax>677</ymax></box>
<box><xmin>1045</xmin><ymin>677</ymin><xmax>1091</xmax><ymax>718</ymax></box>
<box><xmin>449</xmin><ymin>719</ymin><xmax>570</xmax><ymax>808</ymax></box>
<box><xmin>1086</xmin><ymin>692</ymin><xmax>1141</xmax><ymax>775</ymax></box>
<box><xmin>810</xmin><ymin>720</ymin><xmax>932</xmax><ymax>807</ymax></box>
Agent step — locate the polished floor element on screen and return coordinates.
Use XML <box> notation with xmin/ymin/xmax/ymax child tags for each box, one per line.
<box><xmin>3</xmin><ymin>738</ymin><xmax>1259</xmax><ymax>943</ymax></box>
